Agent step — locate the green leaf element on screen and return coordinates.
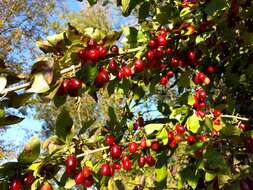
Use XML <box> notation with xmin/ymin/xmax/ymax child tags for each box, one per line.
<box><xmin>0</xmin><ymin>162</ymin><xmax>19</xmax><ymax>177</ymax></box>
<box><xmin>186</xmin><ymin>114</ymin><xmax>200</xmax><ymax>133</ymax></box>
<box><xmin>107</xmin><ymin>79</ymin><xmax>117</xmax><ymax>96</ymax></box>
<box><xmin>76</xmin><ymin>64</ymin><xmax>97</xmax><ymax>86</ymax></box>
<box><xmin>53</xmin><ymin>95</ymin><xmax>67</xmax><ymax>108</ymax></box>
<box><xmin>0</xmin><ymin>115</ymin><xmax>24</xmax><ymax>127</ymax></box>
<box><xmin>180</xmin><ymin>7</ymin><xmax>191</xmax><ymax>17</ymax></box>
<box><xmin>122</xmin><ymin>0</ymin><xmax>131</xmax><ymax>16</ymax></box>
<box><xmin>0</xmin><ymin>109</ymin><xmax>5</xmax><ymax>118</ymax></box>
<box><xmin>204</xmin><ymin>117</ymin><xmax>213</xmax><ymax>130</ymax></box>
<box><xmin>220</xmin><ymin>125</ymin><xmax>241</xmax><ymax>137</ymax></box>
<box><xmin>170</xmin><ymin>105</ymin><xmax>190</xmax><ymax>123</ymax></box>
<box><xmin>8</xmin><ymin>93</ymin><xmax>33</xmax><ymax>108</ymax></box>
<box><xmin>64</xmin><ymin>178</ymin><xmax>75</xmax><ymax>189</ymax></box>
<box><xmin>157</xmin><ymin>127</ymin><xmax>168</xmax><ymax>145</ymax></box>
<box><xmin>27</xmin><ymin>73</ymin><xmax>50</xmax><ymax>93</ymax></box>
<box><xmin>122</xmin><ymin>26</ymin><xmax>138</xmax><ymax>48</ymax></box>
<box><xmin>139</xmin><ymin>2</ymin><xmax>150</xmax><ymax>22</ymax></box>
<box><xmin>144</xmin><ymin>123</ymin><xmax>164</xmax><ymax>135</ymax></box>
<box><xmin>55</xmin><ymin>108</ymin><xmax>73</xmax><ymax>141</ymax></box>
<box><xmin>156</xmin><ymin>4</ymin><xmax>178</xmax><ymax>25</ymax></box>
<box><xmin>205</xmin><ymin>172</ymin><xmax>216</xmax><ymax>182</ymax></box>
<box><xmin>0</xmin><ymin>76</ymin><xmax>7</xmax><ymax>93</ymax></box>
<box><xmin>203</xmin><ymin>149</ymin><xmax>228</xmax><ymax>172</ymax></box>
<box><xmin>79</xmin><ymin>119</ymin><xmax>96</xmax><ymax>135</ymax></box>
<box><xmin>18</xmin><ymin>136</ymin><xmax>40</xmax><ymax>164</ymax></box>
<box><xmin>36</xmin><ymin>40</ymin><xmax>54</xmax><ymax>53</ymax></box>
<box><xmin>155</xmin><ymin>164</ymin><xmax>167</xmax><ymax>188</ymax></box>
<box><xmin>108</xmin><ymin>106</ymin><xmax>117</xmax><ymax>125</ymax></box>
<box><xmin>47</xmin><ymin>32</ymin><xmax>65</xmax><ymax>46</ymax></box>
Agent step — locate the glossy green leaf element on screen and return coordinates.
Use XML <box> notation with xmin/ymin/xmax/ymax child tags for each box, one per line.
<box><xmin>155</xmin><ymin>164</ymin><xmax>167</xmax><ymax>188</ymax></box>
<box><xmin>139</xmin><ymin>2</ymin><xmax>150</xmax><ymax>22</ymax></box>
<box><xmin>205</xmin><ymin>172</ymin><xmax>216</xmax><ymax>182</ymax></box>
<box><xmin>18</xmin><ymin>136</ymin><xmax>40</xmax><ymax>164</ymax></box>
<box><xmin>87</xmin><ymin>0</ymin><xmax>97</xmax><ymax>6</ymax></box>
<box><xmin>144</xmin><ymin>123</ymin><xmax>164</xmax><ymax>135</ymax></box>
<box><xmin>79</xmin><ymin>119</ymin><xmax>96</xmax><ymax>135</ymax></box>
<box><xmin>76</xmin><ymin>64</ymin><xmax>97</xmax><ymax>86</ymax></box>
<box><xmin>204</xmin><ymin>0</ymin><xmax>226</xmax><ymax>16</ymax></box>
<box><xmin>186</xmin><ymin>114</ymin><xmax>200</xmax><ymax>133</ymax></box>
<box><xmin>157</xmin><ymin>127</ymin><xmax>168</xmax><ymax>145</ymax></box>
<box><xmin>0</xmin><ymin>115</ymin><xmax>24</xmax><ymax>127</ymax></box>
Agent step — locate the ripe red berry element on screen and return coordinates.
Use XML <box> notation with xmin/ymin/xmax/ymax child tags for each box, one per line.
<box><xmin>23</xmin><ymin>171</ymin><xmax>34</xmax><ymax>186</ymax></box>
<box><xmin>100</xmin><ymin>163</ymin><xmax>111</xmax><ymax>176</ymax></box>
<box><xmin>187</xmin><ymin>135</ymin><xmax>196</xmax><ymax>145</ymax></box>
<box><xmin>160</xmin><ymin>76</ymin><xmax>168</xmax><ymax>85</ymax></box>
<box><xmin>146</xmin><ymin>50</ymin><xmax>155</xmax><ymax>60</ymax></box>
<box><xmin>10</xmin><ymin>179</ymin><xmax>22</xmax><ymax>190</ymax></box>
<box><xmin>175</xmin><ymin>124</ymin><xmax>186</xmax><ymax>133</ymax></box>
<box><xmin>146</xmin><ymin>155</ymin><xmax>155</xmax><ymax>167</ymax></box>
<box><xmin>167</xmin><ymin>70</ymin><xmax>174</xmax><ymax>78</ymax></box>
<box><xmin>165</xmin><ymin>47</ymin><xmax>172</xmax><ymax>55</ymax></box>
<box><xmin>128</xmin><ymin>142</ymin><xmax>138</xmax><ymax>153</ymax></box>
<box><xmin>75</xmin><ymin>171</ymin><xmax>85</xmax><ymax>185</ymax></box>
<box><xmin>158</xmin><ymin>29</ymin><xmax>167</xmax><ymax>37</ymax></box>
<box><xmin>58</xmin><ymin>79</ymin><xmax>70</xmax><ymax>95</ymax></box>
<box><xmin>198</xmin><ymin>102</ymin><xmax>207</xmax><ymax>108</ymax></box>
<box><xmin>83</xmin><ymin>176</ymin><xmax>94</xmax><ymax>187</ymax></box>
<box><xmin>211</xmin><ymin>128</ymin><xmax>219</xmax><ymax>137</ymax></box>
<box><xmin>97</xmin><ymin>46</ymin><xmax>107</xmax><ymax>59</ymax></box>
<box><xmin>110</xmin><ymin>45</ymin><xmax>119</xmax><ymax>55</ymax></box>
<box><xmin>140</xmin><ymin>138</ymin><xmax>147</xmax><ymax>149</ymax></box>
<box><xmin>69</xmin><ymin>78</ymin><xmax>82</xmax><ymax>90</ymax></box>
<box><xmin>213</xmin><ymin>109</ymin><xmax>221</xmax><ymax>118</ymax></box>
<box><xmin>193</xmin><ymin>75</ymin><xmax>200</xmax><ymax>85</ymax></box>
<box><xmin>187</xmin><ymin>51</ymin><xmax>196</xmax><ymax>60</ymax></box>
<box><xmin>117</xmin><ymin>70</ymin><xmax>124</xmax><ymax>80</ymax></box>
<box><xmin>167</xmin><ymin>131</ymin><xmax>174</xmax><ymax>142</ymax></box>
<box><xmin>239</xmin><ymin>123</ymin><xmax>247</xmax><ymax>131</ymax></box>
<box><xmin>148</xmin><ymin>39</ymin><xmax>157</xmax><ymax>48</ymax></box>
<box><xmin>155</xmin><ymin>46</ymin><xmax>164</xmax><ymax>57</ymax></box>
<box><xmin>65</xmin><ymin>155</ymin><xmax>77</xmax><ymax>176</ymax></box>
<box><xmin>197</xmin><ymin>72</ymin><xmax>206</xmax><ymax>82</ymax></box>
<box><xmin>88</xmin><ymin>48</ymin><xmax>100</xmax><ymax>61</ymax></box>
<box><xmin>207</xmin><ymin>65</ymin><xmax>217</xmax><ymax>73</ymax></box>
<box><xmin>111</xmin><ymin>162</ymin><xmax>121</xmax><ymax>170</ymax></box>
<box><xmin>109</xmin><ymin>59</ymin><xmax>118</xmax><ymax>71</ymax></box>
<box><xmin>196</xmin><ymin>110</ymin><xmax>206</xmax><ymax>118</ymax></box>
<box><xmin>138</xmin><ymin>156</ymin><xmax>146</xmax><ymax>168</ymax></box>
<box><xmin>151</xmin><ymin>141</ymin><xmax>160</xmax><ymax>151</ymax></box>
<box><xmin>122</xmin><ymin>66</ymin><xmax>132</xmax><ymax>77</ymax></box>
<box><xmin>174</xmin><ymin>134</ymin><xmax>183</xmax><ymax>142</ymax></box>
<box><xmin>87</xmin><ymin>39</ymin><xmax>97</xmax><ymax>49</ymax></box>
<box><xmin>157</xmin><ymin>36</ymin><xmax>167</xmax><ymax>46</ymax></box>
<box><xmin>82</xmin><ymin>167</ymin><xmax>91</xmax><ymax>178</ymax></box>
<box><xmin>110</xmin><ymin>144</ymin><xmax>121</xmax><ymax>159</ymax></box>
<box><xmin>169</xmin><ymin>139</ymin><xmax>177</xmax><ymax>148</ymax></box>
<box><xmin>171</xmin><ymin>57</ymin><xmax>179</xmax><ymax>66</ymax></box>
<box><xmin>104</xmin><ymin>135</ymin><xmax>115</xmax><ymax>146</ymax></box>
<box><xmin>198</xmin><ymin>90</ymin><xmax>206</xmax><ymax>100</ymax></box>
<box><xmin>94</xmin><ymin>69</ymin><xmax>110</xmax><ymax>88</ymax></box>
<box><xmin>134</xmin><ymin>59</ymin><xmax>144</xmax><ymax>73</ymax></box>
<box><xmin>122</xmin><ymin>157</ymin><xmax>132</xmax><ymax>170</ymax></box>
<box><xmin>178</xmin><ymin>59</ymin><xmax>186</xmax><ymax>67</ymax></box>
<box><xmin>40</xmin><ymin>182</ymin><xmax>52</xmax><ymax>190</ymax></box>
<box><xmin>199</xmin><ymin>134</ymin><xmax>208</xmax><ymax>142</ymax></box>
<box><xmin>78</xmin><ymin>49</ymin><xmax>87</xmax><ymax>60</ymax></box>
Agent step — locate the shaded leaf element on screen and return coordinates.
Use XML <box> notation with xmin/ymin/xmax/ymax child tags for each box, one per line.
<box><xmin>0</xmin><ymin>115</ymin><xmax>24</xmax><ymax>127</ymax></box>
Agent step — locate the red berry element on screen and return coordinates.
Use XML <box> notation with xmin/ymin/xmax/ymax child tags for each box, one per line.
<box><xmin>109</xmin><ymin>165</ymin><xmax>115</xmax><ymax>176</ymax></box>
<box><xmin>94</xmin><ymin>69</ymin><xmax>110</xmax><ymax>88</ymax></box>
<box><xmin>196</xmin><ymin>110</ymin><xmax>206</xmax><ymax>118</ymax></box>
<box><xmin>122</xmin><ymin>156</ymin><xmax>130</xmax><ymax>162</ymax></box>
<box><xmin>165</xmin><ymin>47</ymin><xmax>172</xmax><ymax>55</ymax></box>
<box><xmin>110</xmin><ymin>144</ymin><xmax>121</xmax><ymax>159</ymax></box>
<box><xmin>83</xmin><ymin>176</ymin><xmax>94</xmax><ymax>187</ymax></box>
<box><xmin>213</xmin><ymin>118</ymin><xmax>221</xmax><ymax>125</ymax></box>
<box><xmin>122</xmin><ymin>66</ymin><xmax>132</xmax><ymax>77</ymax></box>
<box><xmin>68</xmin><ymin>89</ymin><xmax>78</xmax><ymax>97</ymax></box>
<box><xmin>146</xmin><ymin>155</ymin><xmax>155</xmax><ymax>167</ymax></box>
<box><xmin>87</xmin><ymin>48</ymin><xmax>100</xmax><ymax>61</ymax></box>
<box><xmin>87</xmin><ymin>39</ymin><xmax>97</xmax><ymax>49</ymax></box>
<box><xmin>213</xmin><ymin>109</ymin><xmax>221</xmax><ymax>118</ymax></box>
<box><xmin>97</xmin><ymin>46</ymin><xmax>107</xmax><ymax>59</ymax></box>
<box><xmin>197</xmin><ymin>72</ymin><xmax>206</xmax><ymax>82</ymax></box>
<box><xmin>78</xmin><ymin>49</ymin><xmax>87</xmax><ymax>60</ymax></box>
<box><xmin>140</xmin><ymin>138</ymin><xmax>147</xmax><ymax>149</ymax></box>
<box><xmin>157</xmin><ymin>36</ymin><xmax>167</xmax><ymax>46</ymax></box>
<box><xmin>75</xmin><ymin>171</ymin><xmax>84</xmax><ymax>185</ymax></box>
<box><xmin>146</xmin><ymin>50</ymin><xmax>155</xmax><ymax>60</ymax></box>
<box><xmin>10</xmin><ymin>179</ymin><xmax>22</xmax><ymax>190</ymax></box>
<box><xmin>169</xmin><ymin>139</ymin><xmax>177</xmax><ymax>148</ymax></box>
<box><xmin>138</xmin><ymin>156</ymin><xmax>146</xmax><ymax>168</ymax></box>
<box><xmin>158</xmin><ymin>29</ymin><xmax>167</xmax><ymax>37</ymax></box>
<box><xmin>117</xmin><ymin>70</ymin><xmax>124</xmax><ymax>80</ymax></box>
<box><xmin>128</xmin><ymin>142</ymin><xmax>138</xmax><ymax>153</ymax></box>
<box><xmin>122</xmin><ymin>157</ymin><xmax>132</xmax><ymax>170</ymax></box>
<box><xmin>171</xmin><ymin>57</ymin><xmax>179</xmax><ymax>66</ymax></box>
<box><xmin>40</xmin><ymin>182</ymin><xmax>52</xmax><ymax>190</ymax></box>
<box><xmin>187</xmin><ymin>135</ymin><xmax>196</xmax><ymax>145</ymax></box>
<box><xmin>23</xmin><ymin>171</ymin><xmax>34</xmax><ymax>186</ymax></box>
<box><xmin>111</xmin><ymin>162</ymin><xmax>121</xmax><ymax>170</ymax></box>
<box><xmin>175</xmin><ymin>124</ymin><xmax>186</xmax><ymax>133</ymax></box>
<box><xmin>109</xmin><ymin>59</ymin><xmax>118</xmax><ymax>71</ymax></box>
<box><xmin>160</xmin><ymin>76</ymin><xmax>168</xmax><ymax>85</ymax></box>
<box><xmin>167</xmin><ymin>131</ymin><xmax>174</xmax><ymax>142</ymax></box>
<box><xmin>151</xmin><ymin>141</ymin><xmax>160</xmax><ymax>151</ymax></box>
<box><xmin>187</xmin><ymin>51</ymin><xmax>196</xmax><ymax>60</ymax></box>
<box><xmin>198</xmin><ymin>102</ymin><xmax>207</xmax><ymax>108</ymax></box>
<box><xmin>199</xmin><ymin>134</ymin><xmax>208</xmax><ymax>142</ymax></box>
<box><xmin>174</xmin><ymin>134</ymin><xmax>183</xmax><ymax>142</ymax></box>
<box><xmin>155</xmin><ymin>46</ymin><xmax>164</xmax><ymax>57</ymax></box>
<box><xmin>134</xmin><ymin>59</ymin><xmax>144</xmax><ymax>73</ymax></box>
<box><xmin>58</xmin><ymin>79</ymin><xmax>70</xmax><ymax>95</ymax></box>
<box><xmin>69</xmin><ymin>78</ymin><xmax>82</xmax><ymax>90</ymax></box>
<box><xmin>65</xmin><ymin>155</ymin><xmax>77</xmax><ymax>176</ymax></box>
<box><xmin>239</xmin><ymin>123</ymin><xmax>247</xmax><ymax>131</ymax></box>
<box><xmin>148</xmin><ymin>39</ymin><xmax>157</xmax><ymax>48</ymax></box>
<box><xmin>194</xmin><ymin>75</ymin><xmax>200</xmax><ymax>85</ymax></box>
<box><xmin>178</xmin><ymin>59</ymin><xmax>186</xmax><ymax>67</ymax></box>
<box><xmin>100</xmin><ymin>163</ymin><xmax>111</xmax><ymax>176</ymax></box>
<box><xmin>104</xmin><ymin>135</ymin><xmax>115</xmax><ymax>146</ymax></box>
<box><xmin>207</xmin><ymin>65</ymin><xmax>217</xmax><ymax>73</ymax></box>
<box><xmin>167</xmin><ymin>70</ymin><xmax>174</xmax><ymax>78</ymax></box>
<box><xmin>211</xmin><ymin>128</ymin><xmax>219</xmax><ymax>137</ymax></box>
<box><xmin>82</xmin><ymin>167</ymin><xmax>91</xmax><ymax>178</ymax></box>
<box><xmin>198</xmin><ymin>90</ymin><xmax>206</xmax><ymax>100</ymax></box>
<box><xmin>111</xmin><ymin>45</ymin><xmax>119</xmax><ymax>55</ymax></box>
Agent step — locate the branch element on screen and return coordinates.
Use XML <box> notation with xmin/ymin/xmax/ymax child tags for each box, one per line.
<box><xmin>207</xmin><ymin>114</ymin><xmax>249</xmax><ymax>121</ymax></box>
<box><xmin>0</xmin><ymin>47</ymin><xmax>141</xmax><ymax>95</ymax></box>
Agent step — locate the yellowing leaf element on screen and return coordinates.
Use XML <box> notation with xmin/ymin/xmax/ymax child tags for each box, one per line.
<box><xmin>0</xmin><ymin>76</ymin><xmax>7</xmax><ymax>93</ymax></box>
<box><xmin>144</xmin><ymin>123</ymin><xmax>164</xmax><ymax>135</ymax></box>
<box><xmin>27</xmin><ymin>73</ymin><xmax>50</xmax><ymax>93</ymax></box>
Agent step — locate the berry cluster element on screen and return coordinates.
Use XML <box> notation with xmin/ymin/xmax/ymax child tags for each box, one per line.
<box><xmin>9</xmin><ymin>172</ymin><xmax>35</xmax><ymax>190</ymax></box>
<box><xmin>57</xmin><ymin>78</ymin><xmax>82</xmax><ymax>97</ymax></box>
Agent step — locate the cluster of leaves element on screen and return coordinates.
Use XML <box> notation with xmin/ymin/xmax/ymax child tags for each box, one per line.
<box><xmin>0</xmin><ymin>0</ymin><xmax>253</xmax><ymax>189</ymax></box>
